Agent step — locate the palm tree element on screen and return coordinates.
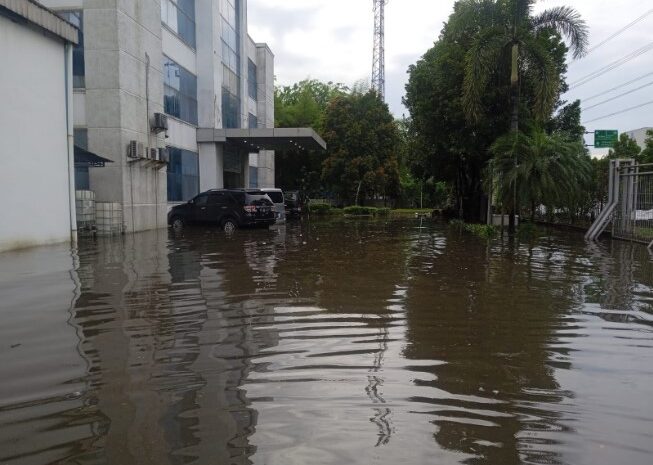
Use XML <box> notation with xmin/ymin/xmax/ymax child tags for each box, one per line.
<box><xmin>459</xmin><ymin>0</ymin><xmax>589</xmax><ymax>231</ymax></box>
<box><xmin>489</xmin><ymin>129</ymin><xmax>592</xmax><ymax>222</ymax></box>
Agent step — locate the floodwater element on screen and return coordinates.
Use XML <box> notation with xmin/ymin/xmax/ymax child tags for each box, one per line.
<box><xmin>1</xmin><ymin>220</ymin><xmax>653</xmax><ymax>465</ymax></box>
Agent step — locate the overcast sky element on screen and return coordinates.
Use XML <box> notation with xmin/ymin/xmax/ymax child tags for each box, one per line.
<box><xmin>248</xmin><ymin>0</ymin><xmax>653</xmax><ymax>152</ymax></box>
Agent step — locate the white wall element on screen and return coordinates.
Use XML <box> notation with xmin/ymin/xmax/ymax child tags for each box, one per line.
<box><xmin>0</xmin><ymin>15</ymin><xmax>72</xmax><ymax>252</ymax></box>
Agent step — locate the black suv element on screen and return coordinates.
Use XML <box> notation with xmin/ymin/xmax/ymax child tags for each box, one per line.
<box><xmin>168</xmin><ymin>189</ymin><xmax>276</xmax><ymax>232</ymax></box>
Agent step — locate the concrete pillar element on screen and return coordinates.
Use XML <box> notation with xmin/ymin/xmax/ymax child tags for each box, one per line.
<box><xmin>84</xmin><ymin>0</ymin><xmax>166</xmax><ymax>233</ymax></box>
<box><xmin>199</xmin><ymin>143</ymin><xmax>224</xmax><ymax>191</ymax></box>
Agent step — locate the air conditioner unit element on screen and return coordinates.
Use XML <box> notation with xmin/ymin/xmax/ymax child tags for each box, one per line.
<box><xmin>150</xmin><ymin>148</ymin><xmax>157</xmax><ymax>160</ymax></box>
<box><xmin>158</xmin><ymin>148</ymin><xmax>170</xmax><ymax>163</ymax></box>
<box><xmin>152</xmin><ymin>113</ymin><xmax>168</xmax><ymax>133</ymax></box>
<box><xmin>128</xmin><ymin>140</ymin><xmax>138</xmax><ymax>158</ymax></box>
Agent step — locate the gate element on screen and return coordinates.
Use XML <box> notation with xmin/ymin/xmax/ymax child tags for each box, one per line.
<box><xmin>587</xmin><ymin>159</ymin><xmax>653</xmax><ymax>247</ymax></box>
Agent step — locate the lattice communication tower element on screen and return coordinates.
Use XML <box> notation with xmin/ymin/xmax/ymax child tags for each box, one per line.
<box><xmin>372</xmin><ymin>0</ymin><xmax>388</xmax><ymax>101</ymax></box>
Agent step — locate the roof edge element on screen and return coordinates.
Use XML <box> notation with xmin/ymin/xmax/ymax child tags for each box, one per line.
<box><xmin>0</xmin><ymin>0</ymin><xmax>78</xmax><ymax>44</ymax></box>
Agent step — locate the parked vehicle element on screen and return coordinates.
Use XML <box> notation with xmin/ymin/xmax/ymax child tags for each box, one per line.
<box><xmin>168</xmin><ymin>189</ymin><xmax>275</xmax><ymax>232</ymax></box>
<box><xmin>285</xmin><ymin>191</ymin><xmax>305</xmax><ymax>219</ymax></box>
<box><xmin>260</xmin><ymin>188</ymin><xmax>286</xmax><ymax>224</ymax></box>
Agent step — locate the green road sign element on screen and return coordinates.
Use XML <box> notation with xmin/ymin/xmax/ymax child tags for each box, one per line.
<box><xmin>595</xmin><ymin>130</ymin><xmax>619</xmax><ymax>148</ymax></box>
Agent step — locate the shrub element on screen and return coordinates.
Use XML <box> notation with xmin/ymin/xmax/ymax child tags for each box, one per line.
<box><xmin>464</xmin><ymin>224</ymin><xmax>498</xmax><ymax>239</ymax></box>
<box><xmin>376</xmin><ymin>207</ymin><xmax>391</xmax><ymax>216</ymax></box>
<box><xmin>343</xmin><ymin>206</ymin><xmax>378</xmax><ymax>216</ymax></box>
<box><xmin>309</xmin><ymin>203</ymin><xmax>332</xmax><ymax>214</ymax></box>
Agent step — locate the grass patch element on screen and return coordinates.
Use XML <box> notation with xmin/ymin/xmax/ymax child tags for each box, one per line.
<box><xmin>449</xmin><ymin>220</ymin><xmax>498</xmax><ymax>239</ymax></box>
<box><xmin>343</xmin><ymin>206</ymin><xmax>392</xmax><ymax>217</ymax></box>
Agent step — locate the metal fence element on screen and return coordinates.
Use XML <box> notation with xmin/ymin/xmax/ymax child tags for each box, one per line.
<box><xmin>588</xmin><ymin>159</ymin><xmax>653</xmax><ymax>247</ymax></box>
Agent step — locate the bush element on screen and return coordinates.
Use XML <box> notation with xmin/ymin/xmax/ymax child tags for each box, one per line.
<box><xmin>376</xmin><ymin>207</ymin><xmax>391</xmax><ymax>216</ymax></box>
<box><xmin>344</xmin><ymin>206</ymin><xmax>378</xmax><ymax>216</ymax></box>
<box><xmin>464</xmin><ymin>224</ymin><xmax>498</xmax><ymax>239</ymax></box>
<box><xmin>309</xmin><ymin>203</ymin><xmax>332</xmax><ymax>214</ymax></box>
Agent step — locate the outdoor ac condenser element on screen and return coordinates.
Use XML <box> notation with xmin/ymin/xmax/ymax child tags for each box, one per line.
<box><xmin>152</xmin><ymin>113</ymin><xmax>168</xmax><ymax>133</ymax></box>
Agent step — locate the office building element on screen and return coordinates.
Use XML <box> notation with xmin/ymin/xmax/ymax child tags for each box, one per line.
<box><xmin>40</xmin><ymin>0</ymin><xmax>325</xmax><ymax>233</ymax></box>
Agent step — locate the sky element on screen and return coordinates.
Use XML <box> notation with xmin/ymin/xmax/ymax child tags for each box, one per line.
<box><xmin>247</xmin><ymin>0</ymin><xmax>653</xmax><ymax>154</ymax></box>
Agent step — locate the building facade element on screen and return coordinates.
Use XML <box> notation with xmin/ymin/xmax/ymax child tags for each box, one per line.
<box><xmin>40</xmin><ymin>0</ymin><xmax>278</xmax><ymax>233</ymax></box>
<box><xmin>624</xmin><ymin>127</ymin><xmax>653</xmax><ymax>149</ymax></box>
<box><xmin>0</xmin><ymin>0</ymin><xmax>79</xmax><ymax>252</ymax></box>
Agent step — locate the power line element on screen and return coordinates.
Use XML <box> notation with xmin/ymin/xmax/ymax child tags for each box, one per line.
<box><xmin>582</xmin><ymin>99</ymin><xmax>653</xmax><ymax>125</ymax></box>
<box><xmin>583</xmin><ymin>71</ymin><xmax>653</xmax><ymax>102</ymax></box>
<box><xmin>583</xmin><ymin>79</ymin><xmax>653</xmax><ymax>111</ymax></box>
<box><xmin>585</xmin><ymin>9</ymin><xmax>653</xmax><ymax>56</ymax></box>
<box><xmin>569</xmin><ymin>41</ymin><xmax>653</xmax><ymax>89</ymax></box>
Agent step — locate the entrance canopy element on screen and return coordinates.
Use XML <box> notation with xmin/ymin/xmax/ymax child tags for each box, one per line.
<box><xmin>197</xmin><ymin>128</ymin><xmax>327</xmax><ymax>152</ymax></box>
<box><xmin>74</xmin><ymin>145</ymin><xmax>113</xmax><ymax>167</ymax></box>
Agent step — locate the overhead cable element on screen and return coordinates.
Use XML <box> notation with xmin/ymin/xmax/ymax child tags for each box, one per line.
<box><xmin>584</xmin><ymin>9</ymin><xmax>653</xmax><ymax>57</ymax></box>
<box><xmin>582</xmin><ymin>99</ymin><xmax>653</xmax><ymax>124</ymax></box>
<box><xmin>582</xmin><ymin>71</ymin><xmax>653</xmax><ymax>102</ymax></box>
<box><xmin>569</xmin><ymin>41</ymin><xmax>653</xmax><ymax>89</ymax></box>
<box><xmin>582</xmin><ymin>80</ymin><xmax>653</xmax><ymax>112</ymax></box>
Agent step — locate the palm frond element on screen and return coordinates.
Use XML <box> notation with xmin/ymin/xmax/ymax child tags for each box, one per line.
<box><xmin>522</xmin><ymin>36</ymin><xmax>560</xmax><ymax>120</ymax></box>
<box><xmin>462</xmin><ymin>27</ymin><xmax>511</xmax><ymax>122</ymax></box>
<box><xmin>531</xmin><ymin>6</ymin><xmax>589</xmax><ymax>59</ymax></box>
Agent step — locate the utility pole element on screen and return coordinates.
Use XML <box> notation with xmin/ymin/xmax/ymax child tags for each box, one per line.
<box><xmin>372</xmin><ymin>0</ymin><xmax>387</xmax><ymax>102</ymax></box>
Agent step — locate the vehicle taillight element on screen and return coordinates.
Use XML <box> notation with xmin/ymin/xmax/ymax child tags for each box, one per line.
<box><xmin>244</xmin><ymin>205</ymin><xmax>256</xmax><ymax>213</ymax></box>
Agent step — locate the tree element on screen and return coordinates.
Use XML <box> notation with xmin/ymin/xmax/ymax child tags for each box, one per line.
<box><xmin>489</xmin><ymin>129</ymin><xmax>591</xmax><ymax>221</ymax></box>
<box><xmin>639</xmin><ymin>130</ymin><xmax>653</xmax><ymax>163</ymax></box>
<box><xmin>461</xmin><ymin>0</ymin><xmax>588</xmax><ymax>231</ymax></box>
<box><xmin>274</xmin><ymin>80</ymin><xmax>348</xmax><ymax>192</ymax></box>
<box><xmin>608</xmin><ymin>133</ymin><xmax>641</xmax><ymax>161</ymax></box>
<box><xmin>321</xmin><ymin>91</ymin><xmax>400</xmax><ymax>205</ymax></box>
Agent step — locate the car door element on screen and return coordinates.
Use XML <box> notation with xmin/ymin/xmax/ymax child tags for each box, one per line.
<box><xmin>192</xmin><ymin>194</ymin><xmax>210</xmax><ymax>224</ymax></box>
<box><xmin>207</xmin><ymin>192</ymin><xmax>229</xmax><ymax>224</ymax></box>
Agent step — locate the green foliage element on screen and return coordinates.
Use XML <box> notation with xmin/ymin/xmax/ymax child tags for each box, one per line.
<box><xmin>308</xmin><ymin>203</ymin><xmax>333</xmax><ymax>215</ymax></box>
<box><xmin>321</xmin><ymin>91</ymin><xmax>401</xmax><ymax>204</ymax></box>
<box><xmin>464</xmin><ymin>223</ymin><xmax>499</xmax><ymax>239</ymax></box>
<box><xmin>641</xmin><ymin>130</ymin><xmax>653</xmax><ymax>164</ymax></box>
<box><xmin>488</xmin><ymin>129</ymin><xmax>592</xmax><ymax>220</ymax></box>
<box><xmin>274</xmin><ymin>80</ymin><xmax>348</xmax><ymax>192</ymax></box>
<box><xmin>450</xmin><ymin>219</ymin><xmax>499</xmax><ymax>239</ymax></box>
<box><xmin>608</xmin><ymin>133</ymin><xmax>642</xmax><ymax>161</ymax></box>
<box><xmin>404</xmin><ymin>0</ymin><xmax>586</xmax><ymax>223</ymax></box>
<box><xmin>342</xmin><ymin>206</ymin><xmax>391</xmax><ymax>217</ymax></box>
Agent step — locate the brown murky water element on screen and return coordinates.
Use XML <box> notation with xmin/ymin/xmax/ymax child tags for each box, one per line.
<box><xmin>1</xmin><ymin>219</ymin><xmax>653</xmax><ymax>465</ymax></box>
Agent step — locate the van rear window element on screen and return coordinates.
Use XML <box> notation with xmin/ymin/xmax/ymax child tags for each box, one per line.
<box><xmin>266</xmin><ymin>192</ymin><xmax>284</xmax><ymax>203</ymax></box>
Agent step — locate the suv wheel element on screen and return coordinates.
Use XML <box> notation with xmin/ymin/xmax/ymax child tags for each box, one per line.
<box><xmin>222</xmin><ymin>218</ymin><xmax>237</xmax><ymax>233</ymax></box>
<box><xmin>171</xmin><ymin>216</ymin><xmax>185</xmax><ymax>229</ymax></box>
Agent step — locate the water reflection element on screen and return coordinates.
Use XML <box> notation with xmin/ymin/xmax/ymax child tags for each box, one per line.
<box><xmin>0</xmin><ymin>221</ymin><xmax>652</xmax><ymax>465</ymax></box>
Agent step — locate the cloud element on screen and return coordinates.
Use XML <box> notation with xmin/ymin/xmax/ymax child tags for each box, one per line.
<box><xmin>248</xmin><ymin>0</ymin><xmax>653</xmax><ymax>140</ymax></box>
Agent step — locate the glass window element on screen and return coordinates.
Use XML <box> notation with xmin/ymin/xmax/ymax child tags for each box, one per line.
<box><xmin>248</xmin><ymin>59</ymin><xmax>257</xmax><ymax>100</ymax></box>
<box><xmin>75</xmin><ymin>166</ymin><xmax>90</xmax><ymax>190</ymax></box>
<box><xmin>248</xmin><ymin>113</ymin><xmax>257</xmax><ymax>129</ymax></box>
<box><xmin>74</xmin><ymin>128</ymin><xmax>88</xmax><ymax>149</ymax></box>
<box><xmin>249</xmin><ymin>167</ymin><xmax>258</xmax><ymax>188</ymax></box>
<box><xmin>221</xmin><ymin>0</ymin><xmax>241</xmax><ymax>129</ymax></box>
<box><xmin>57</xmin><ymin>11</ymin><xmax>85</xmax><ymax>88</ymax></box>
<box><xmin>167</xmin><ymin>147</ymin><xmax>199</xmax><ymax>202</ymax></box>
<box><xmin>161</xmin><ymin>0</ymin><xmax>196</xmax><ymax>48</ymax></box>
<box><xmin>163</xmin><ymin>56</ymin><xmax>198</xmax><ymax>125</ymax></box>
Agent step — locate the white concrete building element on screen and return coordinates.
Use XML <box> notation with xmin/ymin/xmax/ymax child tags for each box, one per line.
<box><xmin>39</xmin><ymin>0</ymin><xmax>325</xmax><ymax>233</ymax></box>
<box><xmin>624</xmin><ymin>127</ymin><xmax>652</xmax><ymax>149</ymax></box>
<box><xmin>0</xmin><ymin>0</ymin><xmax>79</xmax><ymax>252</ymax></box>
